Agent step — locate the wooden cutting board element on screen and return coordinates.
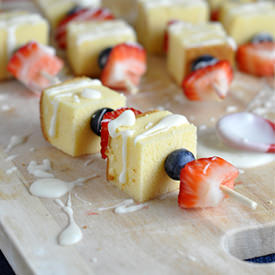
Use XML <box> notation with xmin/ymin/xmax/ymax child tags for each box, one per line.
<box><xmin>0</xmin><ymin>1</ymin><xmax>274</xmax><ymax>274</ymax></box>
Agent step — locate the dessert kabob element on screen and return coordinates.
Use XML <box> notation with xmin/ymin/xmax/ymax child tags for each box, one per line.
<box><xmin>39</xmin><ymin>76</ymin><xmax>258</xmax><ymax>209</ymax></box>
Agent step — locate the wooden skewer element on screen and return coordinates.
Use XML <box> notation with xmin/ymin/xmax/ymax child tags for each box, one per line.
<box><xmin>125</xmin><ymin>78</ymin><xmax>138</xmax><ymax>95</ymax></box>
<box><xmin>220</xmin><ymin>185</ymin><xmax>258</xmax><ymax>210</ymax></box>
<box><xmin>40</xmin><ymin>71</ymin><xmax>60</xmax><ymax>85</ymax></box>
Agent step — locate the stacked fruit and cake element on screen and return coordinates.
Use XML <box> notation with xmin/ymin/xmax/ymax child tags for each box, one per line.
<box><xmin>2</xmin><ymin>0</ymin><xmax>274</xmax><ymax>212</ymax></box>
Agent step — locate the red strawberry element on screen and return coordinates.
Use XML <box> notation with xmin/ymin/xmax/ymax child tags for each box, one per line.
<box><xmin>55</xmin><ymin>8</ymin><xmax>115</xmax><ymax>49</ymax></box>
<box><xmin>182</xmin><ymin>60</ymin><xmax>233</xmax><ymax>101</ymax></box>
<box><xmin>100</xmin><ymin>107</ymin><xmax>142</xmax><ymax>159</ymax></box>
<box><xmin>100</xmin><ymin>43</ymin><xmax>147</xmax><ymax>93</ymax></box>
<box><xmin>7</xmin><ymin>41</ymin><xmax>63</xmax><ymax>93</ymax></box>
<box><xmin>236</xmin><ymin>41</ymin><xmax>275</xmax><ymax>77</ymax></box>
<box><xmin>178</xmin><ymin>157</ymin><xmax>239</xmax><ymax>208</ymax></box>
<box><xmin>210</xmin><ymin>9</ymin><xmax>220</xmax><ymax>21</ymax></box>
<box><xmin>163</xmin><ymin>19</ymin><xmax>179</xmax><ymax>53</ymax></box>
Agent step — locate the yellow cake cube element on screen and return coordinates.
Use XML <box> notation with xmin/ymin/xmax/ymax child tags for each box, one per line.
<box><xmin>67</xmin><ymin>20</ymin><xmax>136</xmax><ymax>77</ymax></box>
<box><xmin>136</xmin><ymin>0</ymin><xmax>209</xmax><ymax>55</ymax></box>
<box><xmin>167</xmin><ymin>22</ymin><xmax>236</xmax><ymax>86</ymax></box>
<box><xmin>220</xmin><ymin>2</ymin><xmax>275</xmax><ymax>44</ymax></box>
<box><xmin>0</xmin><ymin>11</ymin><xmax>48</xmax><ymax>81</ymax></box>
<box><xmin>106</xmin><ymin>110</ymin><xmax>197</xmax><ymax>202</ymax></box>
<box><xmin>34</xmin><ymin>0</ymin><xmax>101</xmax><ymax>28</ymax></box>
<box><xmin>40</xmin><ymin>77</ymin><xmax>126</xmax><ymax>157</ymax></box>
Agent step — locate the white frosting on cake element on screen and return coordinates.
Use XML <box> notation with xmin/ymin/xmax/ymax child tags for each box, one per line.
<box><xmin>139</xmin><ymin>0</ymin><xmax>207</xmax><ymax>9</ymax></box>
<box><xmin>0</xmin><ymin>13</ymin><xmax>47</xmax><ymax>58</ymax></box>
<box><xmin>70</xmin><ymin>20</ymin><xmax>136</xmax><ymax>45</ymax></box>
<box><xmin>169</xmin><ymin>21</ymin><xmax>235</xmax><ymax>48</ymax></box>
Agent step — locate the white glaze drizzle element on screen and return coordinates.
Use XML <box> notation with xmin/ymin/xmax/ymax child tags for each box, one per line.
<box><xmin>27</xmin><ymin>159</ymin><xmax>53</xmax><ymax>178</ymax></box>
<box><xmin>81</xmin><ymin>88</ymin><xmax>101</xmax><ymax>99</ymax></box>
<box><xmin>74</xmin><ymin>192</ymin><xmax>92</xmax><ymax>206</ymax></box>
<box><xmin>98</xmin><ymin>199</ymin><xmax>147</xmax><ymax>214</ymax></box>
<box><xmin>5</xmin><ymin>154</ymin><xmax>17</xmax><ymax>162</ymax></box>
<box><xmin>5</xmin><ymin>135</ymin><xmax>28</xmax><ymax>153</ymax></box>
<box><xmin>29</xmin><ymin>176</ymin><xmax>97</xmax><ymax>199</ymax></box>
<box><xmin>6</xmin><ymin>166</ymin><xmax>17</xmax><ymax>175</ymax></box>
<box><xmin>134</xmin><ymin>114</ymin><xmax>188</xmax><ymax>144</ymax></box>
<box><xmin>108</xmin><ymin>110</ymin><xmax>136</xmax><ymax>184</ymax></box>
<box><xmin>56</xmin><ymin>193</ymin><xmax>83</xmax><ymax>246</ymax></box>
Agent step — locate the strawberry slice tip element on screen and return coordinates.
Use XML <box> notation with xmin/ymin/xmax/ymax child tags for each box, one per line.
<box><xmin>236</xmin><ymin>41</ymin><xmax>275</xmax><ymax>77</ymax></box>
<box><xmin>182</xmin><ymin>60</ymin><xmax>233</xmax><ymax>101</ymax></box>
<box><xmin>100</xmin><ymin>43</ymin><xmax>147</xmax><ymax>93</ymax></box>
<box><xmin>178</xmin><ymin>156</ymin><xmax>239</xmax><ymax>208</ymax></box>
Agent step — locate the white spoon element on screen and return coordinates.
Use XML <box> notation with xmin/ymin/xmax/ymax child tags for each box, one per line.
<box><xmin>216</xmin><ymin>112</ymin><xmax>275</xmax><ymax>153</ymax></box>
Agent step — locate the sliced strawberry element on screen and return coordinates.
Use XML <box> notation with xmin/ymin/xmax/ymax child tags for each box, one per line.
<box><xmin>100</xmin><ymin>43</ymin><xmax>146</xmax><ymax>93</ymax></box>
<box><xmin>163</xmin><ymin>19</ymin><xmax>179</xmax><ymax>53</ymax></box>
<box><xmin>210</xmin><ymin>9</ymin><xmax>220</xmax><ymax>21</ymax></box>
<box><xmin>178</xmin><ymin>157</ymin><xmax>239</xmax><ymax>208</ymax></box>
<box><xmin>7</xmin><ymin>41</ymin><xmax>63</xmax><ymax>93</ymax></box>
<box><xmin>182</xmin><ymin>60</ymin><xmax>233</xmax><ymax>101</ymax></box>
<box><xmin>55</xmin><ymin>8</ymin><xmax>115</xmax><ymax>49</ymax></box>
<box><xmin>100</xmin><ymin>107</ymin><xmax>142</xmax><ymax>159</ymax></box>
<box><xmin>236</xmin><ymin>41</ymin><xmax>275</xmax><ymax>77</ymax></box>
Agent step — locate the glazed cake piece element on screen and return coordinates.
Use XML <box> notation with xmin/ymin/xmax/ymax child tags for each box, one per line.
<box><xmin>167</xmin><ymin>22</ymin><xmax>235</xmax><ymax>86</ymax></box>
<box><xmin>136</xmin><ymin>0</ymin><xmax>209</xmax><ymax>54</ymax></box>
<box><xmin>40</xmin><ymin>77</ymin><xmax>126</xmax><ymax>157</ymax></box>
<box><xmin>106</xmin><ymin>110</ymin><xmax>197</xmax><ymax>202</ymax></box>
<box><xmin>0</xmin><ymin>11</ymin><xmax>48</xmax><ymax>81</ymax></box>
<box><xmin>220</xmin><ymin>2</ymin><xmax>275</xmax><ymax>44</ymax></box>
<box><xmin>67</xmin><ymin>20</ymin><xmax>136</xmax><ymax>77</ymax></box>
<box><xmin>34</xmin><ymin>0</ymin><xmax>101</xmax><ymax>28</ymax></box>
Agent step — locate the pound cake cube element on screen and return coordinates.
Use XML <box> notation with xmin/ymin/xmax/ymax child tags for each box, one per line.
<box><xmin>167</xmin><ymin>22</ymin><xmax>235</xmax><ymax>86</ymax></box>
<box><xmin>220</xmin><ymin>2</ymin><xmax>275</xmax><ymax>44</ymax></box>
<box><xmin>40</xmin><ymin>77</ymin><xmax>126</xmax><ymax>157</ymax></box>
<box><xmin>136</xmin><ymin>0</ymin><xmax>209</xmax><ymax>54</ymax></box>
<box><xmin>34</xmin><ymin>0</ymin><xmax>101</xmax><ymax>28</ymax></box>
<box><xmin>0</xmin><ymin>11</ymin><xmax>48</xmax><ymax>81</ymax></box>
<box><xmin>67</xmin><ymin>20</ymin><xmax>136</xmax><ymax>77</ymax></box>
<box><xmin>106</xmin><ymin>110</ymin><xmax>197</xmax><ymax>202</ymax></box>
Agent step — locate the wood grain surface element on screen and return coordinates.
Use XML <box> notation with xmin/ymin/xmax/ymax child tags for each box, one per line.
<box><xmin>0</xmin><ymin>1</ymin><xmax>274</xmax><ymax>275</ymax></box>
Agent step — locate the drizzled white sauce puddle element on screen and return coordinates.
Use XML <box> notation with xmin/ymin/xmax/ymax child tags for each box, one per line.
<box><xmin>98</xmin><ymin>199</ymin><xmax>148</xmax><ymax>214</ymax></box>
<box><xmin>29</xmin><ymin>175</ymin><xmax>98</xmax><ymax>246</ymax></box>
<box><xmin>56</xmin><ymin>193</ymin><xmax>83</xmax><ymax>246</ymax></box>
<box><xmin>5</xmin><ymin>135</ymin><xmax>28</xmax><ymax>152</ymax></box>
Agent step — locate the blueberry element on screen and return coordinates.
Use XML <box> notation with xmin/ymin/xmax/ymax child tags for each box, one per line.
<box><xmin>191</xmin><ymin>55</ymin><xmax>218</xmax><ymax>71</ymax></box>
<box><xmin>164</xmin><ymin>149</ymin><xmax>195</xmax><ymax>180</ymax></box>
<box><xmin>90</xmin><ymin>108</ymin><xmax>114</xmax><ymax>136</ymax></box>
<box><xmin>251</xmin><ymin>33</ymin><xmax>274</xmax><ymax>44</ymax></box>
<box><xmin>67</xmin><ymin>5</ymin><xmax>82</xmax><ymax>16</ymax></box>
<box><xmin>98</xmin><ymin>47</ymin><xmax>113</xmax><ymax>69</ymax></box>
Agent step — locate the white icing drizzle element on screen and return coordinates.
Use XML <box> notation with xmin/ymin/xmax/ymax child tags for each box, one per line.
<box><xmin>5</xmin><ymin>135</ymin><xmax>28</xmax><ymax>153</ymax></box>
<box><xmin>72</xmin><ymin>0</ymin><xmax>100</xmax><ymax>8</ymax></box>
<box><xmin>29</xmin><ymin>176</ymin><xmax>96</xmax><ymax>199</ymax></box>
<box><xmin>98</xmin><ymin>199</ymin><xmax>147</xmax><ymax>214</ymax></box>
<box><xmin>108</xmin><ymin>110</ymin><xmax>136</xmax><ymax>138</ymax></box>
<box><xmin>73</xmin><ymin>95</ymin><xmax>80</xmax><ymax>103</ymax></box>
<box><xmin>6</xmin><ymin>166</ymin><xmax>17</xmax><ymax>175</ymax></box>
<box><xmin>108</xmin><ymin>110</ymin><xmax>136</xmax><ymax>184</ymax></box>
<box><xmin>56</xmin><ymin>193</ymin><xmax>83</xmax><ymax>246</ymax></box>
<box><xmin>169</xmin><ymin>21</ymin><xmax>234</xmax><ymax>48</ymax></box>
<box><xmin>5</xmin><ymin>154</ymin><xmax>17</xmax><ymax>162</ymax></box>
<box><xmin>134</xmin><ymin>114</ymin><xmax>188</xmax><ymax>144</ymax></box>
<box><xmin>81</xmin><ymin>88</ymin><xmax>101</xmax><ymax>99</ymax></box>
<box><xmin>49</xmin><ymin>101</ymin><xmax>59</xmax><ymax>137</ymax></box>
<box><xmin>27</xmin><ymin>159</ymin><xmax>53</xmax><ymax>178</ymax></box>
<box><xmin>140</xmin><ymin>0</ymin><xmax>207</xmax><ymax>9</ymax></box>
<box><xmin>72</xmin><ymin>21</ymin><xmax>136</xmax><ymax>45</ymax></box>
<box><xmin>74</xmin><ymin>192</ymin><xmax>92</xmax><ymax>206</ymax></box>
